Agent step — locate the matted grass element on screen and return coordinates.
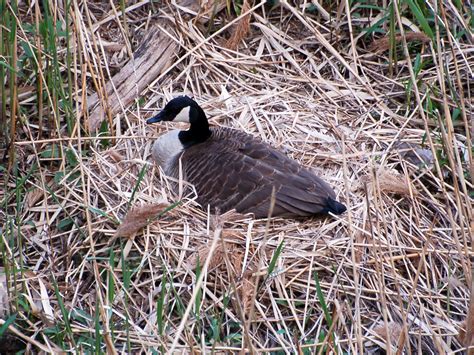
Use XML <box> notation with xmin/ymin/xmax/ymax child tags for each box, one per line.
<box><xmin>1</xmin><ymin>0</ymin><xmax>473</xmax><ymax>353</ymax></box>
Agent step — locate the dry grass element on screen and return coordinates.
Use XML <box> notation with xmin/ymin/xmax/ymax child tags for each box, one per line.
<box><xmin>1</xmin><ymin>0</ymin><xmax>473</xmax><ymax>353</ymax></box>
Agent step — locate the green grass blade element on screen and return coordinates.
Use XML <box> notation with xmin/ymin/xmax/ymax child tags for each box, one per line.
<box><xmin>267</xmin><ymin>240</ymin><xmax>285</xmax><ymax>277</ymax></box>
<box><xmin>314</xmin><ymin>272</ymin><xmax>332</xmax><ymax>329</ymax></box>
<box><xmin>127</xmin><ymin>164</ymin><xmax>148</xmax><ymax>208</ymax></box>
<box><xmin>405</xmin><ymin>0</ymin><xmax>434</xmax><ymax>39</ymax></box>
<box><xmin>194</xmin><ymin>257</ymin><xmax>202</xmax><ymax>321</ymax></box>
<box><xmin>156</xmin><ymin>272</ymin><xmax>167</xmax><ymax>335</ymax></box>
<box><xmin>0</xmin><ymin>313</ymin><xmax>17</xmax><ymax>336</ymax></box>
<box><xmin>95</xmin><ymin>302</ymin><xmax>102</xmax><ymax>354</ymax></box>
<box><xmin>52</xmin><ymin>276</ymin><xmax>76</xmax><ymax>348</ymax></box>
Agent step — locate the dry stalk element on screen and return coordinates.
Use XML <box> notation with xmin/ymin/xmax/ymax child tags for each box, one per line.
<box><xmin>3</xmin><ymin>0</ymin><xmax>472</xmax><ymax>352</ymax></box>
<box><xmin>226</xmin><ymin>0</ymin><xmax>252</xmax><ymax>50</ymax></box>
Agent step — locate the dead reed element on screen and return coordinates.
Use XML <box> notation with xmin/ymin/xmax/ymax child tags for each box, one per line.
<box><xmin>1</xmin><ymin>0</ymin><xmax>472</xmax><ymax>353</ymax></box>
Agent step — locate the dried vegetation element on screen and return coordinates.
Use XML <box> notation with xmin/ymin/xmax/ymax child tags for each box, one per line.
<box><xmin>0</xmin><ymin>0</ymin><xmax>473</xmax><ymax>353</ymax></box>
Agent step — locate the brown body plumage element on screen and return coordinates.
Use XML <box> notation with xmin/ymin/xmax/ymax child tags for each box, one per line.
<box><xmin>148</xmin><ymin>96</ymin><xmax>346</xmax><ymax>218</ymax></box>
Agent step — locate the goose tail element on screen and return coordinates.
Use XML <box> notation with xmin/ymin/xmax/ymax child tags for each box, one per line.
<box><xmin>325</xmin><ymin>197</ymin><xmax>346</xmax><ymax>215</ymax></box>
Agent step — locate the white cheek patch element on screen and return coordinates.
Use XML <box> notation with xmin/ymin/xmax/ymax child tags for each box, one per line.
<box><xmin>173</xmin><ymin>106</ymin><xmax>191</xmax><ymax>123</ymax></box>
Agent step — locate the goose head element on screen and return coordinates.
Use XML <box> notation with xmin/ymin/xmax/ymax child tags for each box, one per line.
<box><xmin>147</xmin><ymin>96</ymin><xmax>211</xmax><ymax>147</ymax></box>
<box><xmin>147</xmin><ymin>96</ymin><xmax>212</xmax><ymax>171</ymax></box>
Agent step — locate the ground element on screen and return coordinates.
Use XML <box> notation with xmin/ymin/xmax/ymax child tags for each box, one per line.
<box><xmin>0</xmin><ymin>0</ymin><xmax>473</xmax><ymax>353</ymax></box>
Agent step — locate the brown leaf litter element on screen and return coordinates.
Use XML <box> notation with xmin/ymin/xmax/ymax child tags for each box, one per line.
<box><xmin>107</xmin><ymin>149</ymin><xmax>125</xmax><ymax>163</ymax></box>
<box><xmin>360</xmin><ymin>169</ymin><xmax>417</xmax><ymax>197</ymax></box>
<box><xmin>24</xmin><ymin>177</ymin><xmax>54</xmax><ymax>209</ymax></box>
<box><xmin>114</xmin><ymin>203</ymin><xmax>171</xmax><ymax>238</ymax></box>
<box><xmin>187</xmin><ymin>230</ymin><xmax>257</xmax><ymax>314</ymax></box>
<box><xmin>369</xmin><ymin>32</ymin><xmax>431</xmax><ymax>53</ymax></box>
<box><xmin>373</xmin><ymin>321</ymin><xmax>404</xmax><ymax>351</ymax></box>
<box><xmin>226</xmin><ymin>0</ymin><xmax>252</xmax><ymax>50</ymax></box>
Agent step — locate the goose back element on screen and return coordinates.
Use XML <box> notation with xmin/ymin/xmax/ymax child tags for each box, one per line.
<box><xmin>165</xmin><ymin>127</ymin><xmax>340</xmax><ymax>218</ymax></box>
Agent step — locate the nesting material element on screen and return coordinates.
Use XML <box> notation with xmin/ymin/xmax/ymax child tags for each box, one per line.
<box><xmin>114</xmin><ymin>203</ymin><xmax>171</xmax><ymax>238</ymax></box>
<box><xmin>7</xmin><ymin>0</ymin><xmax>472</xmax><ymax>353</ymax></box>
<box><xmin>371</xmin><ymin>321</ymin><xmax>404</xmax><ymax>350</ymax></box>
<box><xmin>369</xmin><ymin>32</ymin><xmax>431</xmax><ymax>53</ymax></box>
<box><xmin>361</xmin><ymin>169</ymin><xmax>417</xmax><ymax>197</ymax></box>
<box><xmin>226</xmin><ymin>0</ymin><xmax>252</xmax><ymax>50</ymax></box>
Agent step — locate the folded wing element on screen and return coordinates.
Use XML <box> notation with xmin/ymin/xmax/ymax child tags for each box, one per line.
<box><xmin>181</xmin><ymin>128</ymin><xmax>345</xmax><ymax>218</ymax></box>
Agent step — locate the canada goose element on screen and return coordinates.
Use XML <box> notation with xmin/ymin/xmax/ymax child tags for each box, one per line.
<box><xmin>147</xmin><ymin>96</ymin><xmax>346</xmax><ymax>218</ymax></box>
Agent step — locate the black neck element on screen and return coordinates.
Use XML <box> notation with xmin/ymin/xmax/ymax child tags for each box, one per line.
<box><xmin>178</xmin><ymin>106</ymin><xmax>212</xmax><ymax>148</ymax></box>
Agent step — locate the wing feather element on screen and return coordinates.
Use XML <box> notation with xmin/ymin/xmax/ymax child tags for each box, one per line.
<box><xmin>179</xmin><ymin>128</ymin><xmax>344</xmax><ymax>218</ymax></box>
